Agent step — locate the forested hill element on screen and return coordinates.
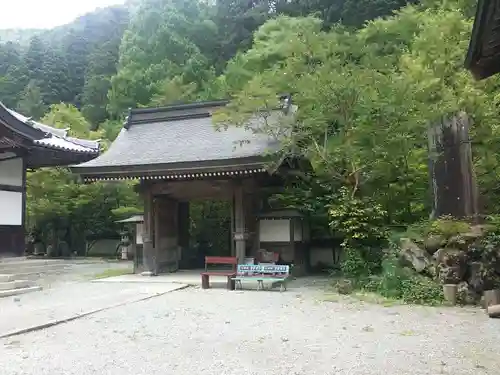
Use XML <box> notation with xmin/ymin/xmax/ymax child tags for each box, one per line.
<box><xmin>0</xmin><ymin>5</ymin><xmax>130</xmax><ymax>126</ymax></box>
<box><xmin>0</xmin><ymin>0</ymin><xmax>414</xmax><ymax>131</ymax></box>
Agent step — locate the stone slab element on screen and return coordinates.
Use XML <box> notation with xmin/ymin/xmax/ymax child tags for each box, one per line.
<box><xmin>487</xmin><ymin>304</ymin><xmax>500</xmax><ymax>318</ymax></box>
<box><xmin>0</xmin><ymin>274</ymin><xmax>15</xmax><ymax>282</ymax></box>
<box><xmin>0</xmin><ymin>280</ymin><xmax>33</xmax><ymax>291</ymax></box>
<box><xmin>0</xmin><ymin>286</ymin><xmax>42</xmax><ymax>298</ymax></box>
<box><xmin>0</xmin><ymin>281</ymin><xmax>187</xmax><ymax>338</ymax></box>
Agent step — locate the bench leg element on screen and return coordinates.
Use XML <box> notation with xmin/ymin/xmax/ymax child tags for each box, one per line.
<box><xmin>201</xmin><ymin>274</ymin><xmax>209</xmax><ymax>289</ymax></box>
<box><xmin>235</xmin><ymin>280</ymin><xmax>242</xmax><ymax>290</ymax></box>
<box><xmin>280</xmin><ymin>282</ymin><xmax>286</xmax><ymax>292</ymax></box>
<box><xmin>257</xmin><ymin>280</ymin><xmax>263</xmax><ymax>291</ymax></box>
<box><xmin>227</xmin><ymin>276</ymin><xmax>235</xmax><ymax>291</ymax></box>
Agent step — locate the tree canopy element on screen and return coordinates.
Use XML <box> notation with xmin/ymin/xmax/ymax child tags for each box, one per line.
<box><xmin>1</xmin><ymin>0</ymin><xmax>497</xmax><ymax>263</ymax></box>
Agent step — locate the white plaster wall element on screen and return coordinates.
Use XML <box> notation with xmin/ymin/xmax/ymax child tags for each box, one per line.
<box><xmin>259</xmin><ymin>219</ymin><xmax>290</xmax><ymax>242</ymax></box>
<box><xmin>0</xmin><ymin>158</ymin><xmax>23</xmax><ymax>186</ymax></box>
<box><xmin>0</xmin><ymin>190</ymin><xmax>22</xmax><ymax>225</ymax></box>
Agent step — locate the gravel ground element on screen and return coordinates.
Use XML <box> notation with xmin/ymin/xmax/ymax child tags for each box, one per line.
<box><xmin>0</xmin><ymin>281</ymin><xmax>185</xmax><ymax>337</ymax></box>
<box><xmin>0</xmin><ymin>283</ymin><xmax>499</xmax><ymax>375</ymax></box>
<box><xmin>25</xmin><ymin>261</ymin><xmax>134</xmax><ymax>289</ymax></box>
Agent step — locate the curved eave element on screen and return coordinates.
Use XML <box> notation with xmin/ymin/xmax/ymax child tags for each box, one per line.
<box><xmin>33</xmin><ymin>139</ymin><xmax>100</xmax><ymax>155</ymax></box>
<box><xmin>27</xmin><ymin>146</ymin><xmax>99</xmax><ymax>169</ymax></box>
<box><xmin>0</xmin><ymin>102</ymin><xmax>46</xmax><ymax>140</ymax></box>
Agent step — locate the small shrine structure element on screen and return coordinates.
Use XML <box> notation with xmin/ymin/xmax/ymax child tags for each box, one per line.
<box><xmin>71</xmin><ymin>98</ymin><xmax>308</xmax><ymax>274</ymax></box>
<box><xmin>0</xmin><ymin>103</ymin><xmax>99</xmax><ymax>256</ymax></box>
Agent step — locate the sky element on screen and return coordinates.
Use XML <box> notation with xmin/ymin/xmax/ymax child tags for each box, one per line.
<box><xmin>0</xmin><ymin>0</ymin><xmax>126</xmax><ymax>29</ymax></box>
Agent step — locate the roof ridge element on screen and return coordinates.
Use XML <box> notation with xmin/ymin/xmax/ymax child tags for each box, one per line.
<box><xmin>126</xmin><ymin>111</ymin><xmax>212</xmax><ymax>128</ymax></box>
<box><xmin>130</xmin><ymin>100</ymin><xmax>229</xmax><ymax>115</ymax></box>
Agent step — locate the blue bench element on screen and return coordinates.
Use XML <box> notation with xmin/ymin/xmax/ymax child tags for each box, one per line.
<box><xmin>232</xmin><ymin>264</ymin><xmax>290</xmax><ymax>291</ymax></box>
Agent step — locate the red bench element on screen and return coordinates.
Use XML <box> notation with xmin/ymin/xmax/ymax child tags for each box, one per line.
<box><xmin>201</xmin><ymin>256</ymin><xmax>237</xmax><ymax>290</ymax></box>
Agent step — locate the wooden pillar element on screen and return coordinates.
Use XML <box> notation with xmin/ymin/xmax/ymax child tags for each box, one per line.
<box><xmin>141</xmin><ymin>184</ymin><xmax>156</xmax><ymax>275</ymax></box>
<box><xmin>244</xmin><ymin>192</ymin><xmax>259</xmax><ymax>258</ymax></box>
<box><xmin>178</xmin><ymin>202</ymin><xmax>190</xmax><ymax>250</ymax></box>
<box><xmin>155</xmin><ymin>196</ymin><xmax>179</xmax><ymax>273</ymax></box>
<box><xmin>178</xmin><ymin>201</ymin><xmax>190</xmax><ymax>266</ymax></box>
<box><xmin>233</xmin><ymin>181</ymin><xmax>246</xmax><ymax>264</ymax></box>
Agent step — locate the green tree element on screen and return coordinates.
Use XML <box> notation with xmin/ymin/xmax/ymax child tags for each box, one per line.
<box><xmin>108</xmin><ymin>0</ymin><xmax>218</xmax><ymax>116</ymax></box>
<box><xmin>16</xmin><ymin>80</ymin><xmax>47</xmax><ymax>119</ymax></box>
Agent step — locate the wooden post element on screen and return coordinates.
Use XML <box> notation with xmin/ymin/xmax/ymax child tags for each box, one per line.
<box><xmin>427</xmin><ymin>113</ymin><xmax>479</xmax><ymax>219</ymax></box>
<box><xmin>233</xmin><ymin>181</ymin><xmax>246</xmax><ymax>264</ymax></box>
<box><xmin>141</xmin><ymin>183</ymin><xmax>156</xmax><ymax>275</ymax></box>
<box><xmin>178</xmin><ymin>202</ymin><xmax>190</xmax><ymax>251</ymax></box>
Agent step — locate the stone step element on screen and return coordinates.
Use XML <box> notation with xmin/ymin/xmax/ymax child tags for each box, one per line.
<box><xmin>0</xmin><ymin>274</ymin><xmax>15</xmax><ymax>282</ymax></box>
<box><xmin>0</xmin><ymin>256</ymin><xmax>28</xmax><ymax>263</ymax></box>
<box><xmin>0</xmin><ymin>259</ymin><xmax>70</xmax><ymax>268</ymax></box>
<box><xmin>0</xmin><ymin>280</ymin><xmax>34</xmax><ymax>291</ymax></box>
<box><xmin>0</xmin><ymin>286</ymin><xmax>43</xmax><ymax>298</ymax></box>
<box><xmin>0</xmin><ymin>263</ymin><xmax>73</xmax><ymax>275</ymax></box>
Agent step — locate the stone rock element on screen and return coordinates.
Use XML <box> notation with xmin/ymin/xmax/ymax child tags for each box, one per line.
<box><xmin>483</xmin><ymin>289</ymin><xmax>500</xmax><ymax>307</ymax></box>
<box><xmin>467</xmin><ymin>261</ymin><xmax>484</xmax><ymax>294</ymax></box>
<box><xmin>399</xmin><ymin>238</ymin><xmax>431</xmax><ymax>273</ymax></box>
<box><xmin>457</xmin><ymin>281</ymin><xmax>480</xmax><ymax>305</ymax></box>
<box><xmin>462</xmin><ymin>225</ymin><xmax>485</xmax><ymax>241</ymax></box>
<box><xmin>447</xmin><ymin>235</ymin><xmax>468</xmax><ymax>251</ymax></box>
<box><xmin>437</xmin><ymin>248</ymin><xmax>467</xmax><ymax>267</ymax></box>
<box><xmin>423</xmin><ymin>235</ymin><xmax>445</xmax><ymax>254</ymax></box>
<box><xmin>487</xmin><ymin>304</ymin><xmax>500</xmax><ymax>318</ymax></box>
<box><xmin>438</xmin><ymin>264</ymin><xmax>462</xmax><ymax>284</ymax></box>
<box><xmin>433</xmin><ymin>248</ymin><xmax>446</xmax><ymax>263</ymax></box>
<box><xmin>434</xmin><ymin>248</ymin><xmax>468</xmax><ymax>284</ymax></box>
<box><xmin>336</xmin><ymin>279</ymin><xmax>353</xmax><ymax>295</ymax></box>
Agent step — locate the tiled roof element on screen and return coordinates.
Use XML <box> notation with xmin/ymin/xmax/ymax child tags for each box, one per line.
<box><xmin>72</xmin><ymin>99</ymin><xmax>292</xmax><ymax>177</ymax></box>
<box><xmin>5</xmin><ymin>106</ymin><xmax>99</xmax><ymax>154</ymax></box>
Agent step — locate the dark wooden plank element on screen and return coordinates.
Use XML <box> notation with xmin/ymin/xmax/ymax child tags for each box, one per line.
<box><xmin>205</xmin><ymin>256</ymin><xmax>238</xmax><ymax>265</ymax></box>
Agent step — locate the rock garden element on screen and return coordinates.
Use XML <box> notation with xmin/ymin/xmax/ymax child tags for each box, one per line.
<box><xmin>398</xmin><ymin>216</ymin><xmax>500</xmax><ymax>317</ymax></box>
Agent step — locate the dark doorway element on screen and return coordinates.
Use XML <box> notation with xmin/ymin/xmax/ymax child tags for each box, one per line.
<box><xmin>179</xmin><ymin>200</ymin><xmax>232</xmax><ymax>269</ymax></box>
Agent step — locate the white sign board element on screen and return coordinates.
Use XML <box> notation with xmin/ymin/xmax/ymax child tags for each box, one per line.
<box><xmin>0</xmin><ymin>190</ymin><xmax>22</xmax><ymax>225</ymax></box>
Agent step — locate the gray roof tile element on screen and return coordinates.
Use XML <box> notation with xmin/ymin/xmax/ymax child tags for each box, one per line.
<box><xmin>74</xmin><ymin>105</ymin><xmax>287</xmax><ymax>175</ymax></box>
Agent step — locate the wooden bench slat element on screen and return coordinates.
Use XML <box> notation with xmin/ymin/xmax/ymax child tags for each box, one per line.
<box><xmin>205</xmin><ymin>256</ymin><xmax>237</xmax><ymax>265</ymax></box>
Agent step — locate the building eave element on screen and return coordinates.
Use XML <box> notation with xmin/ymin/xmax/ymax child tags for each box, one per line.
<box><xmin>0</xmin><ymin>102</ymin><xmax>46</xmax><ymax>141</ymax></box>
<box><xmin>72</xmin><ymin>156</ymin><xmax>272</xmax><ymax>182</ymax></box>
<box><xmin>465</xmin><ymin>0</ymin><xmax>500</xmax><ymax>80</ymax></box>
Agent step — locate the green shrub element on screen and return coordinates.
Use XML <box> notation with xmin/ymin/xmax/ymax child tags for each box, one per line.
<box><xmin>399</xmin><ymin>276</ymin><xmax>444</xmax><ymax>305</ymax></box>
<box><xmin>329</xmin><ymin>187</ymin><xmax>388</xmax><ymax>275</ymax></box>
<box><xmin>340</xmin><ymin>246</ymin><xmax>367</xmax><ymax>277</ymax></box>
<box><xmin>367</xmin><ymin>257</ymin><xmax>444</xmax><ymax>305</ymax></box>
<box><xmin>404</xmin><ymin>216</ymin><xmax>470</xmax><ymax>242</ymax></box>
<box><xmin>427</xmin><ymin>215</ymin><xmax>470</xmax><ymax>237</ymax></box>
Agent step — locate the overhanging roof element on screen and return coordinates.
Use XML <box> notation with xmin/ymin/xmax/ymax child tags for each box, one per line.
<box><xmin>0</xmin><ymin>102</ymin><xmax>100</xmax><ymax>167</ymax></box>
<box><xmin>116</xmin><ymin>214</ymin><xmax>144</xmax><ymax>224</ymax></box>
<box><xmin>465</xmin><ymin>0</ymin><xmax>500</xmax><ymax>79</ymax></box>
<box><xmin>72</xmin><ymin>98</ymin><xmax>293</xmax><ymax>181</ymax></box>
